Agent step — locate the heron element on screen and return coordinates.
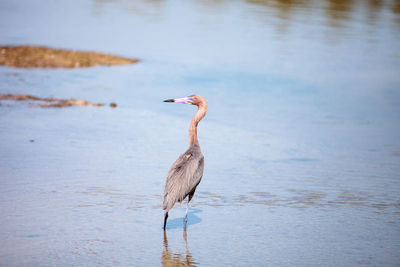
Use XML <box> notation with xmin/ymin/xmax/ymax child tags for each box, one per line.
<box><xmin>162</xmin><ymin>95</ymin><xmax>207</xmax><ymax>230</ymax></box>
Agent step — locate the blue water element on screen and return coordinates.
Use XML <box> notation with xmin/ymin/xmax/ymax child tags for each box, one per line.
<box><xmin>1</xmin><ymin>0</ymin><xmax>400</xmax><ymax>266</ymax></box>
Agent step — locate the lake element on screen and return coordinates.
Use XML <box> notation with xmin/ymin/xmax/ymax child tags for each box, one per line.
<box><xmin>0</xmin><ymin>0</ymin><xmax>399</xmax><ymax>266</ymax></box>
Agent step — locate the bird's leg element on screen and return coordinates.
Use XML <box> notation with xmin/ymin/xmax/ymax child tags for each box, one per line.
<box><xmin>183</xmin><ymin>199</ymin><xmax>190</xmax><ymax>231</ymax></box>
<box><xmin>163</xmin><ymin>211</ymin><xmax>168</xmax><ymax>230</ymax></box>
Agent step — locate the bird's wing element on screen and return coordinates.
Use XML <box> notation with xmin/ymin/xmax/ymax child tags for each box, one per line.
<box><xmin>163</xmin><ymin>151</ymin><xmax>204</xmax><ymax>211</ymax></box>
<box><xmin>189</xmin><ymin>155</ymin><xmax>204</xmax><ymax>193</ymax></box>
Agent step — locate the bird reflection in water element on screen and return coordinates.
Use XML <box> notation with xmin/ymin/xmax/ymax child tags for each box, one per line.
<box><xmin>162</xmin><ymin>231</ymin><xmax>198</xmax><ymax>267</ymax></box>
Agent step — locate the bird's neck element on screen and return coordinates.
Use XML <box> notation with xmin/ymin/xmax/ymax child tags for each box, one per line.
<box><xmin>189</xmin><ymin>102</ymin><xmax>207</xmax><ymax>146</ymax></box>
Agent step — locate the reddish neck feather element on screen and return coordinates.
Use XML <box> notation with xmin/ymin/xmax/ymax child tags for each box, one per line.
<box><xmin>189</xmin><ymin>101</ymin><xmax>207</xmax><ymax>146</ymax></box>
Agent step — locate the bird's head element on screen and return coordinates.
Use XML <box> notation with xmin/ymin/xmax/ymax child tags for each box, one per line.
<box><xmin>163</xmin><ymin>95</ymin><xmax>205</xmax><ymax>106</ymax></box>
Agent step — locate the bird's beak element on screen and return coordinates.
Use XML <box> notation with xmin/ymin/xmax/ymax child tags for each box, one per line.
<box><xmin>163</xmin><ymin>97</ymin><xmax>193</xmax><ymax>104</ymax></box>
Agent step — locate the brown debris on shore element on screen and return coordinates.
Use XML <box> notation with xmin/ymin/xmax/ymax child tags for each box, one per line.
<box><xmin>0</xmin><ymin>94</ymin><xmax>116</xmax><ymax>108</ymax></box>
<box><xmin>0</xmin><ymin>45</ymin><xmax>139</xmax><ymax>68</ymax></box>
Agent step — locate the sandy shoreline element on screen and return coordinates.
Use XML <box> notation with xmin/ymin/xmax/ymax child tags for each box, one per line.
<box><xmin>0</xmin><ymin>45</ymin><xmax>139</xmax><ymax>68</ymax></box>
<box><xmin>0</xmin><ymin>94</ymin><xmax>117</xmax><ymax>108</ymax></box>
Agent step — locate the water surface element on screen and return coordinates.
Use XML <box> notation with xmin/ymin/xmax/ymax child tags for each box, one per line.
<box><xmin>1</xmin><ymin>0</ymin><xmax>400</xmax><ymax>266</ymax></box>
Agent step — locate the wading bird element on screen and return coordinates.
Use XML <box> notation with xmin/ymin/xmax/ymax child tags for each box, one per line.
<box><xmin>163</xmin><ymin>95</ymin><xmax>207</xmax><ymax>230</ymax></box>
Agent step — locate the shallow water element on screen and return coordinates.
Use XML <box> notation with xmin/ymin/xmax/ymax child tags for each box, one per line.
<box><xmin>1</xmin><ymin>0</ymin><xmax>400</xmax><ymax>266</ymax></box>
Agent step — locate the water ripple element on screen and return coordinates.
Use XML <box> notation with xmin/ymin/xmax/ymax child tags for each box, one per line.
<box><xmin>71</xmin><ymin>186</ymin><xmax>400</xmax><ymax>216</ymax></box>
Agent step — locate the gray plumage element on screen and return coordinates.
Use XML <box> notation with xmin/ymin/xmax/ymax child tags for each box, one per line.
<box><xmin>163</xmin><ymin>143</ymin><xmax>204</xmax><ymax>212</ymax></box>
